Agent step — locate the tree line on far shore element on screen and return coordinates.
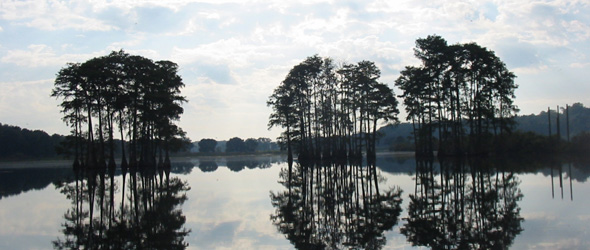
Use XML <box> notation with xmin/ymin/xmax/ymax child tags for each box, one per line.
<box><xmin>195</xmin><ymin>137</ymin><xmax>279</xmax><ymax>153</ymax></box>
<box><xmin>0</xmin><ymin>123</ymin><xmax>64</xmax><ymax>160</ymax></box>
<box><xmin>0</xmin><ymin>122</ymin><xmax>282</xmax><ymax>161</ymax></box>
<box><xmin>378</xmin><ymin>102</ymin><xmax>590</xmax><ymax>155</ymax></box>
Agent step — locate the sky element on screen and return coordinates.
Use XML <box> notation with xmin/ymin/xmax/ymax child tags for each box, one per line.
<box><xmin>1</xmin><ymin>0</ymin><xmax>589</xmax><ymax>142</ymax></box>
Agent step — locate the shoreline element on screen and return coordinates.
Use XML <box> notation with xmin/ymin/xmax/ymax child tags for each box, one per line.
<box><xmin>0</xmin><ymin>151</ymin><xmax>415</xmax><ymax>169</ymax></box>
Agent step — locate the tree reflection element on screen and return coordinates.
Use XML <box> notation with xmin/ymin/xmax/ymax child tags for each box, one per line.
<box><xmin>53</xmin><ymin>166</ymin><xmax>190</xmax><ymax>249</ymax></box>
<box><xmin>270</xmin><ymin>162</ymin><xmax>403</xmax><ymax>249</ymax></box>
<box><xmin>401</xmin><ymin>158</ymin><xmax>524</xmax><ymax>249</ymax></box>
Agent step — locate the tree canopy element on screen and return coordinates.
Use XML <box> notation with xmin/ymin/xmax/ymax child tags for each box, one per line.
<box><xmin>198</xmin><ymin>139</ymin><xmax>217</xmax><ymax>153</ymax></box>
<box><xmin>268</xmin><ymin>55</ymin><xmax>399</xmax><ymax>163</ymax></box>
<box><xmin>51</xmin><ymin>50</ymin><xmax>188</xmax><ymax>169</ymax></box>
<box><xmin>395</xmin><ymin>35</ymin><xmax>518</xmax><ymax>156</ymax></box>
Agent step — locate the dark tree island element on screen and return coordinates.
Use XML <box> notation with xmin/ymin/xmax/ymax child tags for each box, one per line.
<box><xmin>52</xmin><ymin>50</ymin><xmax>188</xmax><ymax>170</ymax></box>
<box><xmin>268</xmin><ymin>55</ymin><xmax>399</xmax><ymax>164</ymax></box>
<box><xmin>396</xmin><ymin>35</ymin><xmax>518</xmax><ymax>157</ymax></box>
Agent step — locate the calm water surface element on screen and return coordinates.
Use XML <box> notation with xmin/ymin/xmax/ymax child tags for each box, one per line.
<box><xmin>0</xmin><ymin>154</ymin><xmax>588</xmax><ymax>249</ymax></box>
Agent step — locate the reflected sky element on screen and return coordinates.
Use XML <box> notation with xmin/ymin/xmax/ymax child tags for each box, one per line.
<box><xmin>0</xmin><ymin>180</ymin><xmax>69</xmax><ymax>250</ymax></box>
<box><xmin>0</xmin><ymin>155</ymin><xmax>589</xmax><ymax>249</ymax></box>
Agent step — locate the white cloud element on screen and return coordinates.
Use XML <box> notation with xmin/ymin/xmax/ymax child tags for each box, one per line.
<box><xmin>0</xmin><ymin>0</ymin><xmax>117</xmax><ymax>31</ymax></box>
<box><xmin>0</xmin><ymin>0</ymin><xmax>589</xmax><ymax>139</ymax></box>
<box><xmin>171</xmin><ymin>38</ymin><xmax>279</xmax><ymax>69</ymax></box>
<box><xmin>563</xmin><ymin>20</ymin><xmax>590</xmax><ymax>41</ymax></box>
<box><xmin>0</xmin><ymin>79</ymin><xmax>68</xmax><ymax>135</ymax></box>
<box><xmin>1</xmin><ymin>44</ymin><xmax>102</xmax><ymax>67</ymax></box>
<box><xmin>570</xmin><ymin>62</ymin><xmax>590</xmax><ymax>68</ymax></box>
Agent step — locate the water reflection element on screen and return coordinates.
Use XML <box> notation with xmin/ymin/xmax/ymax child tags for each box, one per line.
<box><xmin>2</xmin><ymin>154</ymin><xmax>589</xmax><ymax>249</ymax></box>
<box><xmin>550</xmin><ymin>161</ymin><xmax>575</xmax><ymax>200</ymax></box>
<box><xmin>270</xmin><ymin>162</ymin><xmax>403</xmax><ymax>249</ymax></box>
<box><xmin>400</xmin><ymin>158</ymin><xmax>524</xmax><ymax>249</ymax></box>
<box><xmin>53</xmin><ymin>166</ymin><xmax>190</xmax><ymax>249</ymax></box>
<box><xmin>198</xmin><ymin>161</ymin><xmax>218</xmax><ymax>172</ymax></box>
<box><xmin>0</xmin><ymin>167</ymin><xmax>73</xmax><ymax>200</ymax></box>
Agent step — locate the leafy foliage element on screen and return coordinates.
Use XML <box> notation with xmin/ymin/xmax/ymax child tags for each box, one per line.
<box><xmin>268</xmin><ymin>55</ymin><xmax>399</xmax><ymax>163</ymax></box>
<box><xmin>395</xmin><ymin>35</ymin><xmax>518</xmax><ymax>156</ymax></box>
<box><xmin>51</xmin><ymin>50</ymin><xmax>187</xmax><ymax>169</ymax></box>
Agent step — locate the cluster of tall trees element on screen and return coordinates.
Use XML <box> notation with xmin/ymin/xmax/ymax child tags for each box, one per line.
<box><xmin>268</xmin><ymin>55</ymin><xmax>399</xmax><ymax>164</ymax></box>
<box><xmin>396</xmin><ymin>35</ymin><xmax>518</xmax><ymax>156</ymax></box>
<box><xmin>51</xmin><ymin>50</ymin><xmax>187</xmax><ymax>170</ymax></box>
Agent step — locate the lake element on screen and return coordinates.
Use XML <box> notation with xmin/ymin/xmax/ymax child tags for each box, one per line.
<box><xmin>0</xmin><ymin>153</ymin><xmax>588</xmax><ymax>249</ymax></box>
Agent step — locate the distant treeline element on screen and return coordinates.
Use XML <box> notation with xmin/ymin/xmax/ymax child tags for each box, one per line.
<box><xmin>193</xmin><ymin>137</ymin><xmax>280</xmax><ymax>153</ymax></box>
<box><xmin>0</xmin><ymin>123</ymin><xmax>64</xmax><ymax>160</ymax></box>
<box><xmin>378</xmin><ymin>102</ymin><xmax>590</xmax><ymax>155</ymax></box>
<box><xmin>515</xmin><ymin>103</ymin><xmax>590</xmax><ymax>138</ymax></box>
<box><xmin>0</xmin><ymin>122</ymin><xmax>283</xmax><ymax>160</ymax></box>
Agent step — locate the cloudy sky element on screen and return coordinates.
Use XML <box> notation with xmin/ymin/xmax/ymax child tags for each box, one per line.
<box><xmin>1</xmin><ymin>0</ymin><xmax>589</xmax><ymax>141</ymax></box>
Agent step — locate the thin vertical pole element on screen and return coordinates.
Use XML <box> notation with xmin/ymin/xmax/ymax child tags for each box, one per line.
<box><xmin>566</xmin><ymin>104</ymin><xmax>570</xmax><ymax>142</ymax></box>
<box><xmin>557</xmin><ymin>105</ymin><xmax>561</xmax><ymax>139</ymax></box>
<box><xmin>551</xmin><ymin>166</ymin><xmax>554</xmax><ymax>199</ymax></box>
<box><xmin>559</xmin><ymin>164</ymin><xmax>564</xmax><ymax>199</ymax></box>
<box><xmin>569</xmin><ymin>163</ymin><xmax>573</xmax><ymax>201</ymax></box>
<box><xmin>548</xmin><ymin>107</ymin><xmax>552</xmax><ymax>137</ymax></box>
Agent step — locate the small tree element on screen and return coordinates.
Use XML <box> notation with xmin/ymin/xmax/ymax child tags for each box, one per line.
<box><xmin>198</xmin><ymin>138</ymin><xmax>217</xmax><ymax>153</ymax></box>
<box><xmin>245</xmin><ymin>138</ymin><xmax>259</xmax><ymax>152</ymax></box>
<box><xmin>226</xmin><ymin>137</ymin><xmax>246</xmax><ymax>153</ymax></box>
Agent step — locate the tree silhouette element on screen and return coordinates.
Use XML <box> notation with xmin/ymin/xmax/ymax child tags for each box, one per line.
<box><xmin>198</xmin><ymin>139</ymin><xmax>217</xmax><ymax>153</ymax></box>
<box><xmin>52</xmin><ymin>50</ymin><xmax>188</xmax><ymax>169</ymax></box>
<box><xmin>270</xmin><ymin>162</ymin><xmax>403</xmax><ymax>249</ymax></box>
<box><xmin>226</xmin><ymin>137</ymin><xmax>246</xmax><ymax>153</ymax></box>
<box><xmin>400</xmin><ymin>158</ymin><xmax>524</xmax><ymax>249</ymax></box>
<box><xmin>268</xmin><ymin>55</ymin><xmax>399</xmax><ymax>164</ymax></box>
<box><xmin>53</xmin><ymin>166</ymin><xmax>191</xmax><ymax>249</ymax></box>
<box><xmin>244</xmin><ymin>138</ymin><xmax>259</xmax><ymax>152</ymax></box>
<box><xmin>395</xmin><ymin>35</ymin><xmax>518</xmax><ymax>156</ymax></box>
